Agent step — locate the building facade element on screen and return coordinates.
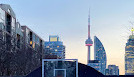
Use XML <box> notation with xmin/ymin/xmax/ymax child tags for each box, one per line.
<box><xmin>0</xmin><ymin>4</ymin><xmax>44</xmax><ymax>76</ymax></box>
<box><xmin>125</xmin><ymin>34</ymin><xmax>134</xmax><ymax>75</ymax></box>
<box><xmin>45</xmin><ymin>35</ymin><xmax>65</xmax><ymax>59</ymax></box>
<box><xmin>0</xmin><ymin>4</ymin><xmax>17</xmax><ymax>52</ymax></box>
<box><xmin>21</xmin><ymin>26</ymin><xmax>44</xmax><ymax>52</ymax></box>
<box><xmin>106</xmin><ymin>65</ymin><xmax>119</xmax><ymax>75</ymax></box>
<box><xmin>88</xmin><ymin>60</ymin><xmax>101</xmax><ymax>72</ymax></box>
<box><xmin>94</xmin><ymin>36</ymin><xmax>107</xmax><ymax>75</ymax></box>
<box><xmin>105</xmin><ymin>69</ymin><xmax>110</xmax><ymax>75</ymax></box>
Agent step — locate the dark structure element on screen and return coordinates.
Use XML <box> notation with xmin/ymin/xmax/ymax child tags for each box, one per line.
<box><xmin>26</xmin><ymin>63</ymin><xmax>134</xmax><ymax>77</ymax></box>
<box><xmin>42</xmin><ymin>59</ymin><xmax>78</xmax><ymax>77</ymax></box>
<box><xmin>26</xmin><ymin>63</ymin><xmax>104</xmax><ymax>77</ymax></box>
<box><xmin>0</xmin><ymin>4</ymin><xmax>44</xmax><ymax>76</ymax></box>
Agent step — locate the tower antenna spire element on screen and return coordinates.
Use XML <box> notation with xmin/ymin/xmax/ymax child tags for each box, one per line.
<box><xmin>88</xmin><ymin>8</ymin><xmax>91</xmax><ymax>38</ymax></box>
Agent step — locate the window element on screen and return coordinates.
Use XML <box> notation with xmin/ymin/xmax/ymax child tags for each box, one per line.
<box><xmin>55</xmin><ymin>49</ymin><xmax>58</xmax><ymax>52</ymax></box>
<box><xmin>36</xmin><ymin>37</ymin><xmax>40</xmax><ymax>45</ymax></box>
<box><xmin>30</xmin><ymin>41</ymin><xmax>32</xmax><ymax>45</ymax></box>
<box><xmin>0</xmin><ymin>13</ymin><xmax>1</xmax><ymax>19</ymax></box>
<box><xmin>0</xmin><ymin>8</ymin><xmax>5</xmax><ymax>25</ymax></box>
<box><xmin>8</xmin><ymin>9</ymin><xmax>11</xmax><ymax>13</ymax></box>
<box><xmin>46</xmin><ymin>46</ymin><xmax>49</xmax><ymax>48</ymax></box>
<box><xmin>32</xmin><ymin>42</ymin><xmax>35</xmax><ymax>48</ymax></box>
<box><xmin>26</xmin><ymin>28</ymin><xmax>30</xmax><ymax>43</ymax></box>
<box><xmin>54</xmin><ymin>69</ymin><xmax>66</xmax><ymax>77</ymax></box>
<box><xmin>0</xmin><ymin>23</ymin><xmax>4</xmax><ymax>30</ymax></box>
<box><xmin>32</xmin><ymin>34</ymin><xmax>36</xmax><ymax>42</ymax></box>
<box><xmin>11</xmin><ymin>17</ymin><xmax>16</xmax><ymax>33</ymax></box>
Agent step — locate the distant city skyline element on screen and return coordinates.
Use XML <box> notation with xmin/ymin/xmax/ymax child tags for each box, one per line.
<box><xmin>2</xmin><ymin>0</ymin><xmax>134</xmax><ymax>75</ymax></box>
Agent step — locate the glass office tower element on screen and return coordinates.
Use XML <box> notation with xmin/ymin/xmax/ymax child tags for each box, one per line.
<box><xmin>94</xmin><ymin>36</ymin><xmax>107</xmax><ymax>75</ymax></box>
<box><xmin>125</xmin><ymin>33</ymin><xmax>134</xmax><ymax>75</ymax></box>
<box><xmin>106</xmin><ymin>65</ymin><xmax>119</xmax><ymax>75</ymax></box>
<box><xmin>88</xmin><ymin>60</ymin><xmax>101</xmax><ymax>72</ymax></box>
<box><xmin>45</xmin><ymin>35</ymin><xmax>65</xmax><ymax>59</ymax></box>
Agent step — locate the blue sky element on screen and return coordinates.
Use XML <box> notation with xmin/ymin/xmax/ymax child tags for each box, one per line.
<box><xmin>1</xmin><ymin>0</ymin><xmax>134</xmax><ymax>75</ymax></box>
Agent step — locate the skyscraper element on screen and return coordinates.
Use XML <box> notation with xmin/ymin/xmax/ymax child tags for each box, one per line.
<box><xmin>85</xmin><ymin>11</ymin><xmax>93</xmax><ymax>64</ymax></box>
<box><xmin>88</xmin><ymin>60</ymin><xmax>101</xmax><ymax>72</ymax></box>
<box><xmin>125</xmin><ymin>28</ymin><xmax>134</xmax><ymax>75</ymax></box>
<box><xmin>94</xmin><ymin>36</ymin><xmax>107</xmax><ymax>75</ymax></box>
<box><xmin>105</xmin><ymin>69</ymin><xmax>110</xmax><ymax>75</ymax></box>
<box><xmin>106</xmin><ymin>65</ymin><xmax>119</xmax><ymax>75</ymax></box>
<box><xmin>45</xmin><ymin>35</ymin><xmax>65</xmax><ymax>59</ymax></box>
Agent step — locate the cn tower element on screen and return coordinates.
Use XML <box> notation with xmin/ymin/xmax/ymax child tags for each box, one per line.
<box><xmin>85</xmin><ymin>10</ymin><xmax>93</xmax><ymax>64</ymax></box>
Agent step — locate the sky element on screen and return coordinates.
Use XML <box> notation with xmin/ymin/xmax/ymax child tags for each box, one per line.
<box><xmin>1</xmin><ymin>0</ymin><xmax>134</xmax><ymax>75</ymax></box>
